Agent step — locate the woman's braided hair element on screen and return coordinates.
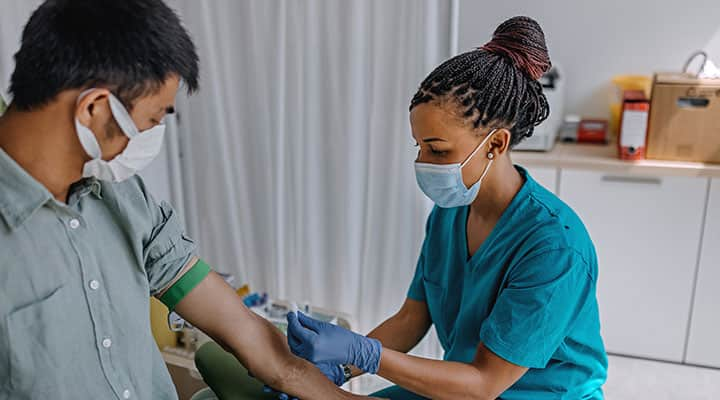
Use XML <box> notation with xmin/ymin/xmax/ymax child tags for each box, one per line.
<box><xmin>410</xmin><ymin>16</ymin><xmax>551</xmax><ymax>147</ymax></box>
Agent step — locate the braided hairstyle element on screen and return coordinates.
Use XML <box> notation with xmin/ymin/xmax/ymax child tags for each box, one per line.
<box><xmin>410</xmin><ymin>16</ymin><xmax>551</xmax><ymax>147</ymax></box>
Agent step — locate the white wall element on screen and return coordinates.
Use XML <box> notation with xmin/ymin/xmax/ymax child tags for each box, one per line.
<box><xmin>138</xmin><ymin>137</ymin><xmax>174</xmax><ymax>203</ymax></box>
<box><xmin>457</xmin><ymin>0</ymin><xmax>720</xmax><ymax>118</ymax></box>
<box><xmin>0</xmin><ymin>0</ymin><xmax>42</xmax><ymax>101</ymax></box>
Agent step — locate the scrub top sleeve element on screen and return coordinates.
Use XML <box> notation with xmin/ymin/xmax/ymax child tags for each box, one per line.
<box><xmin>407</xmin><ymin>252</ymin><xmax>427</xmax><ymax>302</ymax></box>
<box><xmin>479</xmin><ymin>248</ymin><xmax>593</xmax><ymax>369</ymax></box>
<box><xmin>407</xmin><ymin>208</ymin><xmax>438</xmax><ymax>302</ymax></box>
<box><xmin>141</xmin><ymin>187</ymin><xmax>199</xmax><ymax>296</ymax></box>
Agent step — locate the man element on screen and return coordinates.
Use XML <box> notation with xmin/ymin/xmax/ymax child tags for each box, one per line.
<box><xmin>0</xmin><ymin>1</ymin><xmax>368</xmax><ymax>399</ymax></box>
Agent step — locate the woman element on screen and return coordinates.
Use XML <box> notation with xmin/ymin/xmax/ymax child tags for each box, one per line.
<box><xmin>287</xmin><ymin>16</ymin><xmax>607</xmax><ymax>399</ymax></box>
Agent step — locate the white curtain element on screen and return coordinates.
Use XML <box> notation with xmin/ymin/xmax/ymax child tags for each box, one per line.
<box><xmin>172</xmin><ymin>0</ymin><xmax>450</xmax><ymax>359</ymax></box>
<box><xmin>0</xmin><ymin>0</ymin><xmax>42</xmax><ymax>102</ymax></box>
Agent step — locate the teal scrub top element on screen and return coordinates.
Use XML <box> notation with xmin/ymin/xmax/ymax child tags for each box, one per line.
<box><xmin>403</xmin><ymin>167</ymin><xmax>608</xmax><ymax>399</ymax></box>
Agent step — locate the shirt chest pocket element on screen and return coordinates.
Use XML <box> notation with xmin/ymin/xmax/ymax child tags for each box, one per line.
<box><xmin>3</xmin><ymin>285</ymin><xmax>69</xmax><ymax>395</ymax></box>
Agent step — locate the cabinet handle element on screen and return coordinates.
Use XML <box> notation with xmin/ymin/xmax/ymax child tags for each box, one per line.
<box><xmin>601</xmin><ymin>175</ymin><xmax>662</xmax><ymax>185</ymax></box>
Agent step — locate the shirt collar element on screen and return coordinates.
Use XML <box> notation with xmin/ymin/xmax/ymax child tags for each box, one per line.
<box><xmin>0</xmin><ymin>147</ymin><xmax>53</xmax><ymax>229</ymax></box>
<box><xmin>69</xmin><ymin>177</ymin><xmax>103</xmax><ymax>201</ymax></box>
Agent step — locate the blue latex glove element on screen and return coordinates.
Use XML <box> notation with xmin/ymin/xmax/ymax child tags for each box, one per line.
<box><xmin>286</xmin><ymin>311</ymin><xmax>382</xmax><ymax>374</ymax></box>
<box><xmin>261</xmin><ymin>383</ymin><xmax>298</xmax><ymax>400</ymax></box>
<box><xmin>262</xmin><ymin>385</ymin><xmax>296</xmax><ymax>400</ymax></box>
<box><xmin>317</xmin><ymin>363</ymin><xmax>346</xmax><ymax>387</ymax></box>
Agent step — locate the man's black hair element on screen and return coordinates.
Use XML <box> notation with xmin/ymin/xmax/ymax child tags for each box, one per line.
<box><xmin>9</xmin><ymin>0</ymin><xmax>199</xmax><ymax>111</ymax></box>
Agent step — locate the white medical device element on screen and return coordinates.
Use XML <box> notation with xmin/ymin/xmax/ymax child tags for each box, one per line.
<box><xmin>513</xmin><ymin>65</ymin><xmax>565</xmax><ymax>152</ymax></box>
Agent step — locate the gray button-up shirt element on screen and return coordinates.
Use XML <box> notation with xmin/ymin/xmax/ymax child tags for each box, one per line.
<box><xmin>0</xmin><ymin>148</ymin><xmax>197</xmax><ymax>400</ymax></box>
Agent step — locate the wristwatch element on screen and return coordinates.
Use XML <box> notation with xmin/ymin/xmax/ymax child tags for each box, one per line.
<box><xmin>341</xmin><ymin>364</ymin><xmax>352</xmax><ymax>384</ymax></box>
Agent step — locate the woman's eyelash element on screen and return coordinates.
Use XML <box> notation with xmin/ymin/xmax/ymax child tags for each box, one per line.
<box><xmin>414</xmin><ymin>143</ymin><xmax>447</xmax><ymax>156</ymax></box>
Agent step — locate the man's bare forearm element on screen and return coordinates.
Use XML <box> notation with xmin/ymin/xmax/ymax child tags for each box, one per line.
<box><xmin>173</xmin><ymin>271</ymin><xmax>372</xmax><ymax>399</ymax></box>
<box><xmin>223</xmin><ymin>309</ymin><xmax>355</xmax><ymax>398</ymax></box>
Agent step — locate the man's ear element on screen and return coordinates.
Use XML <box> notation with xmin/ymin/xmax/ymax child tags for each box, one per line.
<box><xmin>75</xmin><ymin>89</ymin><xmax>112</xmax><ymax>128</ymax></box>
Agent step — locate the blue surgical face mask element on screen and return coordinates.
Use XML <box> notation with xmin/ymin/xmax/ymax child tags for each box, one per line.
<box><xmin>414</xmin><ymin>129</ymin><xmax>496</xmax><ymax>208</ymax></box>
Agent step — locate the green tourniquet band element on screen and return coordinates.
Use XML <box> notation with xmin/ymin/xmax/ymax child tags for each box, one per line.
<box><xmin>160</xmin><ymin>259</ymin><xmax>211</xmax><ymax>310</ymax></box>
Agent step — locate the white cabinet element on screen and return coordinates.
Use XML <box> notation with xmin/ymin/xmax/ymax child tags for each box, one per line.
<box><xmin>524</xmin><ymin>166</ymin><xmax>558</xmax><ymax>194</ymax></box>
<box><xmin>686</xmin><ymin>178</ymin><xmax>720</xmax><ymax>368</ymax></box>
<box><xmin>559</xmin><ymin>170</ymin><xmax>708</xmax><ymax>362</ymax></box>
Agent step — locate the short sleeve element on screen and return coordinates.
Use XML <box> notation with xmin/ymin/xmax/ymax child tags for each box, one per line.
<box><xmin>143</xmin><ymin>197</ymin><xmax>198</xmax><ymax>296</ymax></box>
<box><xmin>407</xmin><ymin>252</ymin><xmax>426</xmax><ymax>301</ymax></box>
<box><xmin>407</xmin><ymin>207</ymin><xmax>439</xmax><ymax>302</ymax></box>
<box><xmin>479</xmin><ymin>248</ymin><xmax>593</xmax><ymax>368</ymax></box>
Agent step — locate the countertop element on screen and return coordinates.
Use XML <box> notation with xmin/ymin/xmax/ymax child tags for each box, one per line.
<box><xmin>512</xmin><ymin>142</ymin><xmax>720</xmax><ymax>179</ymax></box>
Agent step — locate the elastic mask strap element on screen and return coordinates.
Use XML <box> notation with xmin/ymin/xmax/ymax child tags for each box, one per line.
<box><xmin>76</xmin><ymin>89</ymin><xmax>140</xmax><ymax>139</ymax></box>
<box><xmin>108</xmin><ymin>94</ymin><xmax>140</xmax><ymax>139</ymax></box>
<box><xmin>460</xmin><ymin>128</ymin><xmax>497</xmax><ymax>168</ymax></box>
<box><xmin>478</xmin><ymin>159</ymin><xmax>494</xmax><ymax>182</ymax></box>
<box><xmin>75</xmin><ymin>90</ymin><xmax>102</xmax><ymax>159</ymax></box>
<box><xmin>77</xmin><ymin>89</ymin><xmax>95</xmax><ymax>103</ymax></box>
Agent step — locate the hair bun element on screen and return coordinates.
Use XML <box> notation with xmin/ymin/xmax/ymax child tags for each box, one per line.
<box><xmin>481</xmin><ymin>16</ymin><xmax>551</xmax><ymax>80</ymax></box>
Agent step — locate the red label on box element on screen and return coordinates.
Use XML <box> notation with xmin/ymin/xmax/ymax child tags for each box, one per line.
<box><xmin>619</xmin><ymin>97</ymin><xmax>650</xmax><ymax>161</ymax></box>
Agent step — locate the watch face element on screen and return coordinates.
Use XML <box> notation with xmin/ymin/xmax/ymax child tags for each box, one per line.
<box><xmin>342</xmin><ymin>364</ymin><xmax>352</xmax><ymax>380</ymax></box>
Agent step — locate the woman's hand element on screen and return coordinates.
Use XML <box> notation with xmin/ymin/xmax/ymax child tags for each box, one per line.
<box><xmin>287</xmin><ymin>312</ymin><xmax>382</xmax><ymax>374</ymax></box>
<box><xmin>316</xmin><ymin>363</ymin><xmax>346</xmax><ymax>386</ymax></box>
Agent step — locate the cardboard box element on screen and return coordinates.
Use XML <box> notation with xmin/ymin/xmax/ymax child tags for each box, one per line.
<box><xmin>647</xmin><ymin>73</ymin><xmax>720</xmax><ymax>163</ymax></box>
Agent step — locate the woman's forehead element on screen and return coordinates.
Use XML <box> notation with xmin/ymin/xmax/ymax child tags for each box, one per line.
<box><xmin>410</xmin><ymin>103</ymin><xmax>472</xmax><ymax>141</ymax></box>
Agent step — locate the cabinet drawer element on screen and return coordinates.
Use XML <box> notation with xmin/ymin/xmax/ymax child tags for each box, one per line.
<box><xmin>686</xmin><ymin>178</ymin><xmax>720</xmax><ymax>368</ymax></box>
<box><xmin>559</xmin><ymin>169</ymin><xmax>708</xmax><ymax>362</ymax></box>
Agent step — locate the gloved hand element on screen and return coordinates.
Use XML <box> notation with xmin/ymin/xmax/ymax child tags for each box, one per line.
<box><xmin>316</xmin><ymin>363</ymin><xmax>346</xmax><ymax>387</ymax></box>
<box><xmin>286</xmin><ymin>312</ymin><xmax>382</xmax><ymax>374</ymax></box>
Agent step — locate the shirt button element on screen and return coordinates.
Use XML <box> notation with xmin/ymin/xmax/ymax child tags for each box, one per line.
<box><xmin>69</xmin><ymin>218</ymin><xmax>80</xmax><ymax>229</ymax></box>
<box><xmin>122</xmin><ymin>389</ymin><xmax>131</xmax><ymax>399</ymax></box>
<box><xmin>102</xmin><ymin>338</ymin><xmax>112</xmax><ymax>348</ymax></box>
<box><xmin>89</xmin><ymin>280</ymin><xmax>100</xmax><ymax>290</ymax></box>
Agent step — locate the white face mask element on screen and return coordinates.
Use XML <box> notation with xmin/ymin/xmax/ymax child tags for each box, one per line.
<box><xmin>75</xmin><ymin>91</ymin><xmax>166</xmax><ymax>182</ymax></box>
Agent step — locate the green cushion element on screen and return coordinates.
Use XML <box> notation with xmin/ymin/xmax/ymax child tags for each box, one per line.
<box><xmin>194</xmin><ymin>341</ymin><xmax>280</xmax><ymax>400</ymax></box>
